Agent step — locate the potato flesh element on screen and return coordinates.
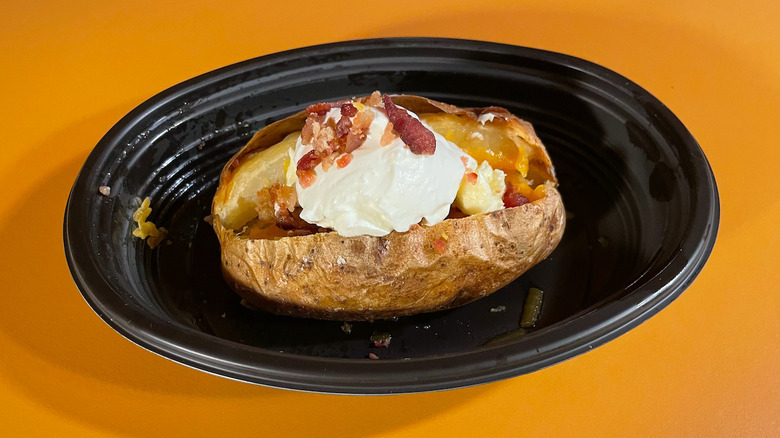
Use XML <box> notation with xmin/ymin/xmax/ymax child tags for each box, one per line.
<box><xmin>419</xmin><ymin>113</ymin><xmax>531</xmax><ymax>182</ymax></box>
<box><xmin>216</xmin><ymin>132</ymin><xmax>299</xmax><ymax>230</ymax></box>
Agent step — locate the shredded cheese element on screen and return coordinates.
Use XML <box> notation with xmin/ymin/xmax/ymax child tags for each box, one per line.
<box><xmin>132</xmin><ymin>197</ymin><xmax>168</xmax><ymax>248</ymax></box>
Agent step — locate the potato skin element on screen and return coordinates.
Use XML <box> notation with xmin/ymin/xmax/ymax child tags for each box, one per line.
<box><xmin>212</xmin><ymin>94</ymin><xmax>565</xmax><ymax>320</ymax></box>
<box><xmin>215</xmin><ymin>184</ymin><xmax>564</xmax><ymax>320</ymax></box>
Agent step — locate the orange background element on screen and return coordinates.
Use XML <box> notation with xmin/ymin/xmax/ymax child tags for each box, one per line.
<box><xmin>1</xmin><ymin>0</ymin><xmax>778</xmax><ymax>436</ymax></box>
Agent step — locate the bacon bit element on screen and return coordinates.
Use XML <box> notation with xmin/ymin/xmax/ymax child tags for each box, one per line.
<box><xmin>368</xmin><ymin>353</ymin><xmax>380</xmax><ymax>360</ymax></box>
<box><xmin>335</xmin><ymin>115</ymin><xmax>352</xmax><ymax>138</ymax></box>
<box><xmin>271</xmin><ymin>184</ymin><xmax>297</xmax><ymax>213</ymax></box>
<box><xmin>257</xmin><ymin>183</ymin><xmax>306</xmax><ymax>231</ymax></box>
<box><xmin>382</xmin><ymin>94</ymin><xmax>436</xmax><ymax>155</ymax></box>
<box><xmin>256</xmin><ymin>188</ymin><xmax>275</xmax><ymax>223</ymax></box>
<box><xmin>311</xmin><ymin>125</ymin><xmax>336</xmax><ymax>156</ymax></box>
<box><xmin>380</xmin><ymin>122</ymin><xmax>396</xmax><ymax>146</ymax></box>
<box><xmin>336</xmin><ymin>153</ymin><xmax>353</xmax><ymax>168</ymax></box>
<box><xmin>460</xmin><ymin>156</ymin><xmax>470</xmax><ymax>167</ymax></box>
<box><xmin>321</xmin><ymin>152</ymin><xmax>337</xmax><ymax>172</ymax></box>
<box><xmin>301</xmin><ymin>115</ymin><xmax>318</xmax><ymax>144</ymax></box>
<box><xmin>344</xmin><ymin>110</ymin><xmax>374</xmax><ymax>153</ymax></box>
<box><xmin>503</xmin><ymin>182</ymin><xmax>529</xmax><ymax>207</ymax></box>
<box><xmin>296</xmin><ymin>169</ymin><xmax>317</xmax><ymax>189</ymax></box>
<box><xmin>345</xmin><ymin>131</ymin><xmax>365</xmax><ymax>153</ymax></box>
<box><xmin>275</xmin><ymin>212</ymin><xmax>296</xmax><ymax>229</ymax></box>
<box><xmin>306</xmin><ymin>99</ymin><xmax>351</xmax><ymax>115</ymax></box>
<box><xmin>433</xmin><ymin>238</ymin><xmax>447</xmax><ymax>254</ymax></box>
<box><xmin>98</xmin><ymin>185</ymin><xmax>111</xmax><ymax>196</ymax></box>
<box><xmin>306</xmin><ymin>102</ymin><xmax>333</xmax><ymax>115</ymax></box>
<box><xmin>296</xmin><ymin>149</ymin><xmax>321</xmax><ymax>171</ymax></box>
<box><xmin>264</xmin><ymin>183</ymin><xmax>300</xmax><ymax>227</ymax></box>
<box><xmin>341</xmin><ymin>103</ymin><xmax>357</xmax><ymax>117</ymax></box>
<box><xmin>353</xmin><ymin>108</ymin><xmax>375</xmax><ymax>130</ymax></box>
<box><xmin>466</xmin><ymin>171</ymin><xmax>478</xmax><ymax>185</ymax></box>
<box><xmin>364</xmin><ymin>91</ymin><xmax>382</xmax><ymax>107</ymax></box>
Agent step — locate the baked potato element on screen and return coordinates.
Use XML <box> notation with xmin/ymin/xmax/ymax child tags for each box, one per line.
<box><xmin>212</xmin><ymin>92</ymin><xmax>565</xmax><ymax>320</ymax></box>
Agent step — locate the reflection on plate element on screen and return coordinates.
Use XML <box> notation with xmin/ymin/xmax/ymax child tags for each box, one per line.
<box><xmin>64</xmin><ymin>38</ymin><xmax>718</xmax><ymax>394</ymax></box>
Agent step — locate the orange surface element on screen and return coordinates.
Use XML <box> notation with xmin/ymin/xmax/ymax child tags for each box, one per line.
<box><xmin>1</xmin><ymin>0</ymin><xmax>778</xmax><ymax>436</ymax></box>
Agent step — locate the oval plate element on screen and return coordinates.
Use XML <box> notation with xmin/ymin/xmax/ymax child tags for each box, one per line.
<box><xmin>64</xmin><ymin>38</ymin><xmax>719</xmax><ymax>394</ymax></box>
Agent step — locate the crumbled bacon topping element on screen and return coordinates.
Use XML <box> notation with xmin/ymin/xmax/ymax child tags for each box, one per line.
<box><xmin>382</xmin><ymin>94</ymin><xmax>436</xmax><ymax>155</ymax></box>
<box><xmin>353</xmin><ymin>108</ymin><xmax>375</xmax><ymax>130</ymax></box>
<box><xmin>321</xmin><ymin>153</ymin><xmax>336</xmax><ymax>172</ymax></box>
<box><xmin>301</xmin><ymin>114</ymin><xmax>317</xmax><ymax>144</ymax></box>
<box><xmin>364</xmin><ymin>91</ymin><xmax>382</xmax><ymax>107</ymax></box>
<box><xmin>345</xmin><ymin>109</ymin><xmax>374</xmax><ymax>153</ymax></box>
<box><xmin>336</xmin><ymin>153</ymin><xmax>353</xmax><ymax>168</ymax></box>
<box><xmin>255</xmin><ymin>183</ymin><xmax>319</xmax><ymax>233</ymax></box>
<box><xmin>306</xmin><ymin>102</ymin><xmax>333</xmax><ymax>115</ymax></box>
<box><xmin>298</xmin><ymin>98</ymin><xmax>377</xmax><ymax>177</ymax></box>
<box><xmin>380</xmin><ymin>122</ymin><xmax>396</xmax><ymax>146</ymax></box>
<box><xmin>345</xmin><ymin>130</ymin><xmax>366</xmax><ymax>153</ymax></box>
<box><xmin>311</xmin><ymin>125</ymin><xmax>336</xmax><ymax>155</ymax></box>
<box><xmin>341</xmin><ymin>103</ymin><xmax>357</xmax><ymax>117</ymax></box>
<box><xmin>503</xmin><ymin>182</ymin><xmax>530</xmax><ymax>207</ymax></box>
<box><xmin>297</xmin><ymin>149</ymin><xmax>320</xmax><ymax>171</ymax></box>
<box><xmin>297</xmin><ymin>169</ymin><xmax>317</xmax><ymax>189</ymax></box>
<box><xmin>466</xmin><ymin>171</ymin><xmax>478</xmax><ymax>185</ymax></box>
<box><xmin>335</xmin><ymin>115</ymin><xmax>352</xmax><ymax>138</ymax></box>
<box><xmin>306</xmin><ymin>99</ymin><xmax>351</xmax><ymax>116</ymax></box>
<box><xmin>255</xmin><ymin>188</ymin><xmax>275</xmax><ymax>224</ymax></box>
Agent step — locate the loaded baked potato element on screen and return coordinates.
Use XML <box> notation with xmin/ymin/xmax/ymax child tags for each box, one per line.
<box><xmin>212</xmin><ymin>92</ymin><xmax>565</xmax><ymax>320</ymax></box>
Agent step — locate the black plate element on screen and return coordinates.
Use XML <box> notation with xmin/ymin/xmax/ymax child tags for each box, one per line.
<box><xmin>64</xmin><ymin>38</ymin><xmax>718</xmax><ymax>394</ymax></box>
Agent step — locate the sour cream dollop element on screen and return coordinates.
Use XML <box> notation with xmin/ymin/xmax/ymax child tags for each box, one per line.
<box><xmin>289</xmin><ymin>104</ymin><xmax>469</xmax><ymax>237</ymax></box>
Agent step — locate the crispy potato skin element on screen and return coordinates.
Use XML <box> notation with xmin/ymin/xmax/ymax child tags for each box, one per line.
<box><xmin>212</xmin><ymin>94</ymin><xmax>565</xmax><ymax>320</ymax></box>
<box><xmin>215</xmin><ymin>186</ymin><xmax>564</xmax><ymax>320</ymax></box>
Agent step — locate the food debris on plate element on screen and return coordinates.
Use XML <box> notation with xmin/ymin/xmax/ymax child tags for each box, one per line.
<box><xmin>520</xmin><ymin>287</ymin><xmax>544</xmax><ymax>328</ymax></box>
<box><xmin>131</xmin><ymin>197</ymin><xmax>168</xmax><ymax>248</ymax></box>
<box><xmin>370</xmin><ymin>331</ymin><xmax>392</xmax><ymax>347</ymax></box>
